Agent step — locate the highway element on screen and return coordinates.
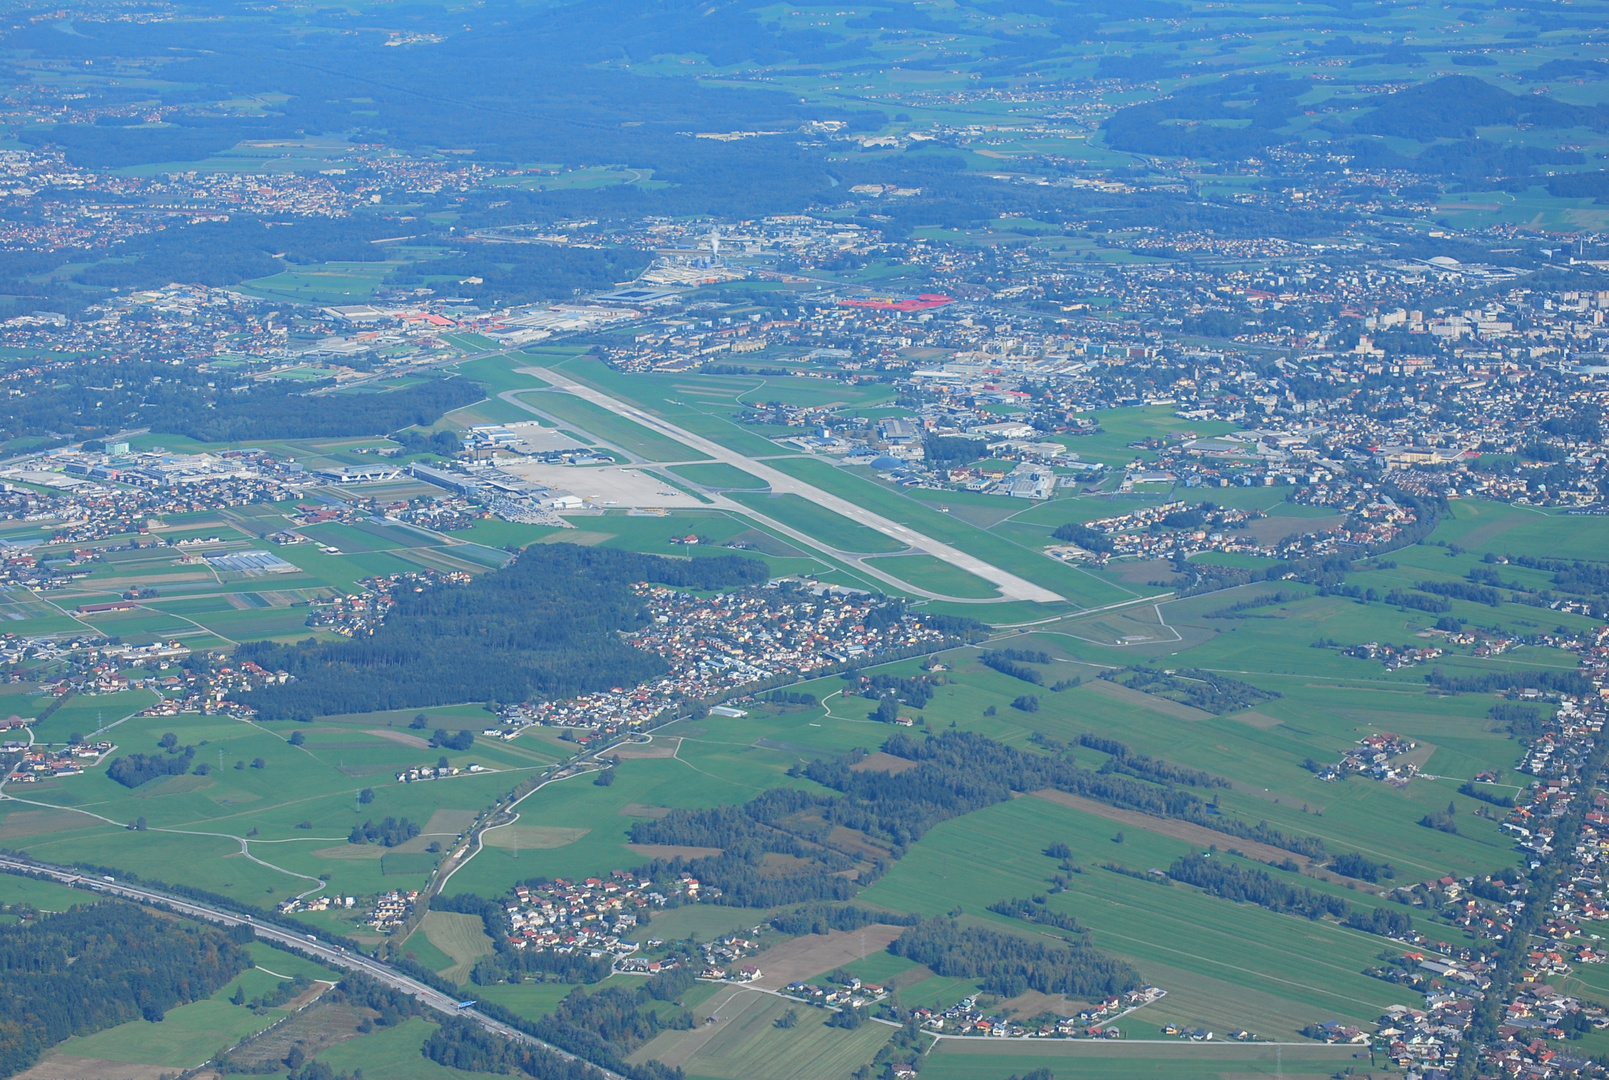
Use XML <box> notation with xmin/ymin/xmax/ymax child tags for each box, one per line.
<box><xmin>0</xmin><ymin>854</ymin><xmax>621</xmax><ymax>1079</ymax></box>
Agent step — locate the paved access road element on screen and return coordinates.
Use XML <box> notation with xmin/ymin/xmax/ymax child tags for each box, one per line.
<box><xmin>0</xmin><ymin>854</ymin><xmax>621</xmax><ymax>1080</ymax></box>
<box><xmin>517</xmin><ymin>365</ymin><xmax>1062</xmax><ymax>604</ymax></box>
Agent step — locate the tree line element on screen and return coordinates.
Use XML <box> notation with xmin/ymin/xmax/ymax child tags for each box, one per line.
<box><xmin>348</xmin><ymin>817</ymin><xmax>421</xmax><ymax>847</ymax></box>
<box><xmin>768</xmin><ymin>903</ymin><xmax>919</xmax><ymax>937</ymax></box>
<box><xmin>387</xmin><ymin>243</ymin><xmax>652</xmax><ymax>307</ymax></box>
<box><xmin>980</xmin><ymin>652</ymin><xmax>1044</xmax><ymax>685</ymax></box>
<box><xmin>1051</xmin><ymin>522</ymin><xmax>1115</xmax><ymax>553</ymax></box>
<box><xmin>1106</xmin><ymin>666</ymin><xmax>1280</xmax><ymax>716</ymax></box>
<box><xmin>987</xmin><ymin>896</ymin><xmax>1086</xmax><ymax>935</ymax></box>
<box><xmin>851</xmin><ymin>672</ymin><xmax>936</xmax><ymax>709</ymax></box>
<box><xmin>632</xmin><ymin>729</ymin><xmax>1331</xmax><ymax>910</ymax></box>
<box><xmin>1415</xmin><ymin>578</ymin><xmax>1504</xmax><ymax>607</ymax></box>
<box><xmin>237</xmin><ymin>544</ymin><xmax>769</xmax><ymax>719</ymax></box>
<box><xmin>1384</xmin><ymin>588</ymin><xmax>1453</xmax><ymax>615</ymax></box>
<box><xmin>1511</xmin><ymin>554</ymin><xmax>1609</xmax><ymax>603</ymax></box>
<box><xmin>1167</xmin><ymin>854</ymin><xmax>1414</xmax><ymax>937</ymax></box>
<box><xmin>1426</xmin><ymin>667</ymin><xmax>1592</xmax><ymax>698</ymax></box>
<box><xmin>387</xmin><ymin>952</ymin><xmax>684</xmax><ymax>1080</ymax></box>
<box><xmin>525</xmin><ymin>985</ymin><xmax>690</xmax><ymax>1080</ymax></box>
<box><xmin>810</xmin><ymin>731</ymin><xmax>1326</xmax><ymax>858</ymax></box>
<box><xmin>221</xmin><ymin>970</ymin><xmax>428</xmax><ymax>1074</ymax></box>
<box><xmin>1203</xmin><ymin>590</ymin><xmax>1301</xmax><ymax>619</ymax></box>
<box><xmin>168</xmin><ymin>378</ymin><xmax>484</xmax><ymax>443</ymax></box>
<box><xmin>106</xmin><ymin>744</ymin><xmax>195</xmax><ymax>788</ymax></box>
<box><xmin>629</xmin><ymin>787</ymin><xmax>864</xmax><ymax>908</ymax></box>
<box><xmin>888</xmin><ymin>917</ymin><xmax>1139</xmax><ymax>999</ymax></box>
<box><xmin>1077</xmin><ymin>733</ymin><xmax>1231</xmax><ymax>789</ymax></box>
<box><xmin>1175</xmin><ymin>489</ymin><xmax>1444</xmax><ymax>601</ymax></box>
<box><xmin>1329</xmin><ymin>852</ymin><xmax>1395</xmax><ymax>883</ymax></box>
<box><xmin>424</xmin><ymin>1016</ymin><xmax>618</xmax><ymax>1080</ymax></box>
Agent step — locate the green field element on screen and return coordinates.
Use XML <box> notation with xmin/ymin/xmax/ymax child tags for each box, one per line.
<box><xmin>554</xmin><ymin>357</ymin><xmax>817</xmax><ymax>460</ymax></box>
<box><xmin>316</xmin><ymin>1017</ymin><xmax>484</xmax><ymax>1079</ymax></box>
<box><xmin>917</xmin><ymin>1042</ymin><xmax>1354</xmax><ymax>1080</ymax></box>
<box><xmin>241</xmin><ymin>261</ymin><xmax>400</xmax><ymax>304</ymax></box>
<box><xmin>727</xmin><ymin>492</ymin><xmax>907</xmax><ymax>555</ymax></box>
<box><xmin>861</xmin><ymin>796</ymin><xmax>1421</xmax><ymax>1033</ymax></box>
<box><xmin>670</xmin><ymin>462</ymin><xmax>771</xmax><ymax>490</ymax></box>
<box><xmin>0</xmin><ymin>871</ymin><xmax>92</xmax><ymax>913</ymax></box>
<box><xmin>419</xmin><ymin>909</ymin><xmax>496</xmax><ymax>982</ymax></box>
<box><xmin>765</xmin><ymin>457</ymin><xmax>1136</xmax><ymax>609</ymax></box>
<box><xmin>47</xmin><ymin>940</ymin><xmax>340</xmax><ymax>1071</ymax></box>
<box><xmin>632</xmin><ymin>990</ymin><xmax>896</xmax><ymax>1080</ymax></box>
<box><xmin>452</xmin><ymin>354</ymin><xmax>554</xmax><ymax>397</ymax></box>
<box><xmin>410</xmin><ymin>503</ymin><xmax>1609</xmax><ymax>1057</ymax></box>
<box><xmin>866</xmin><ymin>553</ymin><xmax>1001</xmax><ymax>599</ymax></box>
<box><xmin>1</xmin><ymin>708</ymin><xmax>543</xmax><ymax>911</ymax></box>
<box><xmin>15</xmin><ymin>0</ymin><xmax>1609</xmax><ymax>1073</ymax></box>
<box><xmin>516</xmin><ymin>390</ymin><xmax>709</xmax><ymax>463</ymax></box>
<box><xmin>444</xmin><ymin>509</ymin><xmax>879</xmax><ymax>588</ymax></box>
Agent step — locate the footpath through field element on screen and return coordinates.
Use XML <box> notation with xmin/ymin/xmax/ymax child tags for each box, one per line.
<box><xmin>514</xmin><ymin>365</ymin><xmax>1061</xmax><ymax>604</ymax></box>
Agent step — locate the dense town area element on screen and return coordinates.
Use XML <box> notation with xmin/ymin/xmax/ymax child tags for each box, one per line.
<box><xmin>3</xmin><ymin>185</ymin><xmax>1606</xmax><ymax>574</ymax></box>
<box><xmin>4</xmin><ymin>226</ymin><xmax>1609</xmax><ymax>582</ymax></box>
<box><xmin>498</xmin><ymin>582</ymin><xmax>961</xmax><ymax>737</ymax></box>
